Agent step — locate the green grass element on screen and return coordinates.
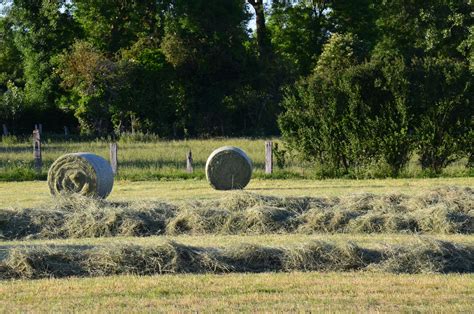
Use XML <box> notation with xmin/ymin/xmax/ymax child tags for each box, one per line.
<box><xmin>1</xmin><ymin>177</ymin><xmax>473</xmax><ymax>208</ymax></box>
<box><xmin>1</xmin><ymin>272</ymin><xmax>473</xmax><ymax>312</ymax></box>
<box><xmin>1</xmin><ymin>137</ymin><xmax>472</xmax><ymax>181</ymax></box>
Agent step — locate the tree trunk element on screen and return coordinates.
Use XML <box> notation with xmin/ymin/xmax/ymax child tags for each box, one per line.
<box><xmin>248</xmin><ymin>0</ymin><xmax>272</xmax><ymax>58</ymax></box>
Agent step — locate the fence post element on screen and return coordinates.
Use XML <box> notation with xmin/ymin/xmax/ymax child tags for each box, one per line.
<box><xmin>186</xmin><ymin>150</ymin><xmax>194</xmax><ymax>173</ymax></box>
<box><xmin>265</xmin><ymin>141</ymin><xmax>273</xmax><ymax>174</ymax></box>
<box><xmin>2</xmin><ymin>124</ymin><xmax>8</xmax><ymax>136</ymax></box>
<box><xmin>110</xmin><ymin>143</ymin><xmax>118</xmax><ymax>175</ymax></box>
<box><xmin>33</xmin><ymin>129</ymin><xmax>42</xmax><ymax>172</ymax></box>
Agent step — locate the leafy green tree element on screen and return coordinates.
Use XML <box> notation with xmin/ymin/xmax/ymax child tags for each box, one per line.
<box><xmin>0</xmin><ymin>13</ymin><xmax>24</xmax><ymax>128</ymax></box>
<box><xmin>58</xmin><ymin>39</ymin><xmax>176</xmax><ymax>136</ymax></box>
<box><xmin>268</xmin><ymin>0</ymin><xmax>329</xmax><ymax>76</ymax></box>
<box><xmin>410</xmin><ymin>56</ymin><xmax>472</xmax><ymax>173</ymax></box>
<box><xmin>328</xmin><ymin>0</ymin><xmax>378</xmax><ymax>48</ymax></box>
<box><xmin>0</xmin><ymin>15</ymin><xmax>23</xmax><ymax>92</ymax></box>
<box><xmin>373</xmin><ymin>0</ymin><xmax>473</xmax><ymax>172</ymax></box>
<box><xmin>57</xmin><ymin>41</ymin><xmax>125</xmax><ymax>134</ymax></box>
<box><xmin>73</xmin><ymin>0</ymin><xmax>168</xmax><ymax>54</ymax></box>
<box><xmin>160</xmin><ymin>0</ymin><xmax>253</xmax><ymax>136</ymax></box>
<box><xmin>279</xmin><ymin>34</ymin><xmax>368</xmax><ymax>174</ymax></box>
<box><xmin>9</xmin><ymin>0</ymin><xmax>80</xmax><ymax>109</ymax></box>
<box><xmin>0</xmin><ymin>80</ymin><xmax>24</xmax><ymax>126</ymax></box>
<box><xmin>374</xmin><ymin>0</ymin><xmax>472</xmax><ymax>60</ymax></box>
<box><xmin>118</xmin><ymin>38</ymin><xmax>177</xmax><ymax>136</ymax></box>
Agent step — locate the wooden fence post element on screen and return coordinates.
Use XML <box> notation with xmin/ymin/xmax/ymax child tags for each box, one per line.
<box><xmin>186</xmin><ymin>150</ymin><xmax>194</xmax><ymax>173</ymax></box>
<box><xmin>33</xmin><ymin>129</ymin><xmax>42</xmax><ymax>172</ymax></box>
<box><xmin>265</xmin><ymin>141</ymin><xmax>273</xmax><ymax>174</ymax></box>
<box><xmin>110</xmin><ymin>143</ymin><xmax>118</xmax><ymax>175</ymax></box>
<box><xmin>2</xmin><ymin>124</ymin><xmax>8</xmax><ymax>136</ymax></box>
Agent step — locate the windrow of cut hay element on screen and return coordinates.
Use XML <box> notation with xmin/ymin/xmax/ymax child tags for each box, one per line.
<box><xmin>0</xmin><ymin>238</ymin><xmax>472</xmax><ymax>279</ymax></box>
<box><xmin>0</xmin><ymin>187</ymin><xmax>472</xmax><ymax>240</ymax></box>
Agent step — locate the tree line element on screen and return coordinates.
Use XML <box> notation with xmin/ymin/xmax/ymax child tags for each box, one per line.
<box><xmin>0</xmin><ymin>0</ymin><xmax>472</xmax><ymax>174</ymax></box>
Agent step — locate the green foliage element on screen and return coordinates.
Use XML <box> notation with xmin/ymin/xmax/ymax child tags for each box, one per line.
<box><xmin>73</xmin><ymin>0</ymin><xmax>166</xmax><ymax>54</ymax></box>
<box><xmin>268</xmin><ymin>0</ymin><xmax>329</xmax><ymax>76</ymax></box>
<box><xmin>0</xmin><ymin>15</ymin><xmax>23</xmax><ymax>90</ymax></box>
<box><xmin>280</xmin><ymin>34</ymin><xmax>390</xmax><ymax>175</ymax></box>
<box><xmin>160</xmin><ymin>0</ymin><xmax>253</xmax><ymax>136</ymax></box>
<box><xmin>57</xmin><ymin>41</ymin><xmax>122</xmax><ymax>134</ymax></box>
<box><xmin>279</xmin><ymin>0</ymin><xmax>472</xmax><ymax>176</ymax></box>
<box><xmin>9</xmin><ymin>0</ymin><xmax>80</xmax><ymax>108</ymax></box>
<box><xmin>411</xmin><ymin>56</ymin><xmax>473</xmax><ymax>173</ymax></box>
<box><xmin>328</xmin><ymin>0</ymin><xmax>379</xmax><ymax>48</ymax></box>
<box><xmin>0</xmin><ymin>81</ymin><xmax>24</xmax><ymax>124</ymax></box>
<box><xmin>0</xmin><ymin>0</ymin><xmax>471</xmax><ymax>178</ymax></box>
<box><xmin>273</xmin><ymin>143</ymin><xmax>287</xmax><ymax>169</ymax></box>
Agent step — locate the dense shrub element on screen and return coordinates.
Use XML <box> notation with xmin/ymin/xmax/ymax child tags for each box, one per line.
<box><xmin>279</xmin><ymin>34</ymin><xmax>413</xmax><ymax>176</ymax></box>
<box><xmin>279</xmin><ymin>32</ymin><xmax>472</xmax><ymax>175</ymax></box>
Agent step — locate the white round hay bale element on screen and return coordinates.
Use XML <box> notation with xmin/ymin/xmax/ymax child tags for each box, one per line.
<box><xmin>205</xmin><ymin>146</ymin><xmax>252</xmax><ymax>190</ymax></box>
<box><xmin>48</xmin><ymin>153</ymin><xmax>114</xmax><ymax>199</ymax></box>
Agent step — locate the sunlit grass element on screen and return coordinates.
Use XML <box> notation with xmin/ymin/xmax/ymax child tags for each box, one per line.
<box><xmin>1</xmin><ymin>272</ymin><xmax>472</xmax><ymax>312</ymax></box>
<box><xmin>1</xmin><ymin>137</ymin><xmax>471</xmax><ymax>181</ymax></box>
<box><xmin>0</xmin><ymin>177</ymin><xmax>472</xmax><ymax>208</ymax></box>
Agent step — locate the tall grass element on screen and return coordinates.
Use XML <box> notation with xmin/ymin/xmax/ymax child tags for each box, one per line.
<box><xmin>0</xmin><ymin>137</ymin><xmax>472</xmax><ymax>181</ymax></box>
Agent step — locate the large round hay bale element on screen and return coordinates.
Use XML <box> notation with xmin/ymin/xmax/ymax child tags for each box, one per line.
<box><xmin>205</xmin><ymin>146</ymin><xmax>252</xmax><ymax>190</ymax></box>
<box><xmin>48</xmin><ymin>153</ymin><xmax>114</xmax><ymax>199</ymax></box>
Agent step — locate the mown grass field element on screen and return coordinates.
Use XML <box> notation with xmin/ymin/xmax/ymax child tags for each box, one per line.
<box><xmin>1</xmin><ymin>137</ymin><xmax>472</xmax><ymax>181</ymax></box>
<box><xmin>1</xmin><ymin>177</ymin><xmax>472</xmax><ymax>208</ymax></box>
<box><xmin>1</xmin><ymin>272</ymin><xmax>473</xmax><ymax>312</ymax></box>
<box><xmin>0</xmin><ymin>177</ymin><xmax>472</xmax><ymax>312</ymax></box>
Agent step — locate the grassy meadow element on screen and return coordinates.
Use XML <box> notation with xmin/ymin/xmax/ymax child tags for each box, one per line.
<box><xmin>1</xmin><ymin>137</ymin><xmax>472</xmax><ymax>181</ymax></box>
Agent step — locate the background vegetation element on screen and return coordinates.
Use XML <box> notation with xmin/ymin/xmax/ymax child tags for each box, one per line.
<box><xmin>0</xmin><ymin>138</ymin><xmax>471</xmax><ymax>182</ymax></box>
<box><xmin>1</xmin><ymin>0</ymin><xmax>472</xmax><ymax>178</ymax></box>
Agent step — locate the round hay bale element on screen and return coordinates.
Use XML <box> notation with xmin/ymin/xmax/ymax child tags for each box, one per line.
<box><xmin>205</xmin><ymin>146</ymin><xmax>252</xmax><ymax>190</ymax></box>
<box><xmin>48</xmin><ymin>153</ymin><xmax>114</xmax><ymax>199</ymax></box>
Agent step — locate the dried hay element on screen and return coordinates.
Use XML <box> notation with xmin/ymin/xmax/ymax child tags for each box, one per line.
<box><xmin>48</xmin><ymin>153</ymin><xmax>114</xmax><ymax>199</ymax></box>
<box><xmin>205</xmin><ymin>147</ymin><xmax>252</xmax><ymax>190</ymax></box>
<box><xmin>0</xmin><ymin>239</ymin><xmax>472</xmax><ymax>280</ymax></box>
<box><xmin>0</xmin><ymin>187</ymin><xmax>472</xmax><ymax>240</ymax></box>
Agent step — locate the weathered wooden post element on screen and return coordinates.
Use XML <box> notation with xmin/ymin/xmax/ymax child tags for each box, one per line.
<box><xmin>110</xmin><ymin>143</ymin><xmax>118</xmax><ymax>175</ymax></box>
<box><xmin>186</xmin><ymin>150</ymin><xmax>194</xmax><ymax>173</ymax></box>
<box><xmin>33</xmin><ymin>129</ymin><xmax>42</xmax><ymax>171</ymax></box>
<box><xmin>265</xmin><ymin>141</ymin><xmax>273</xmax><ymax>174</ymax></box>
<box><xmin>2</xmin><ymin>124</ymin><xmax>8</xmax><ymax>136</ymax></box>
<box><xmin>64</xmin><ymin>126</ymin><xmax>69</xmax><ymax>138</ymax></box>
